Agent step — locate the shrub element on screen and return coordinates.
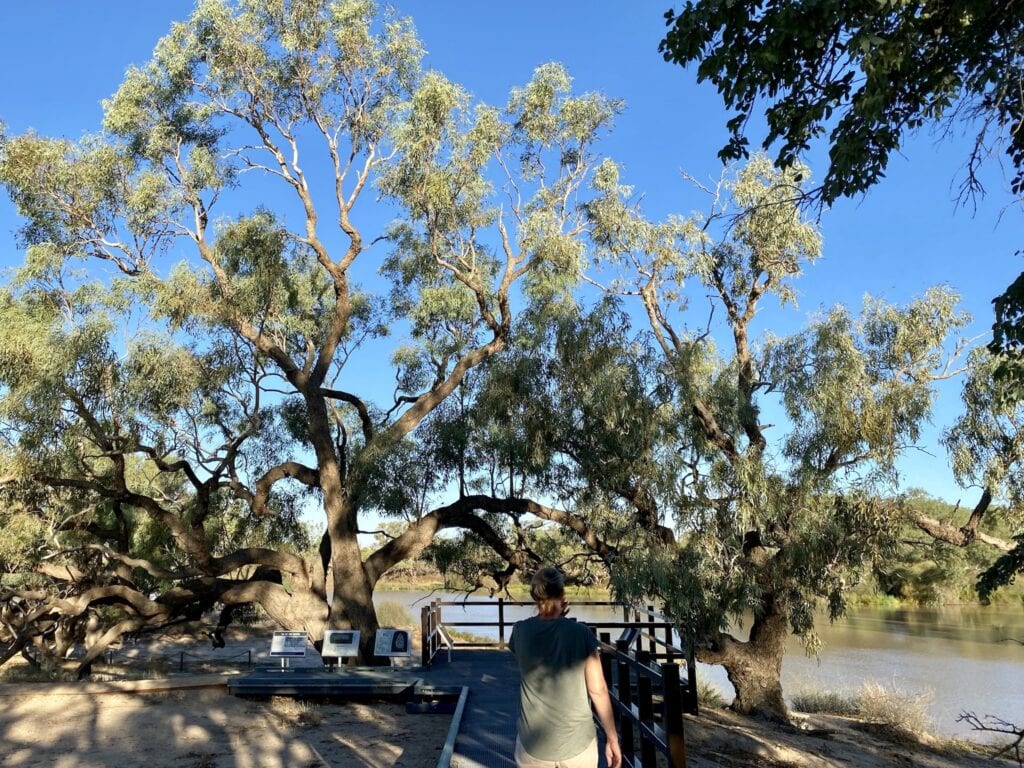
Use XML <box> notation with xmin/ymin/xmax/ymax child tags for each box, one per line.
<box><xmin>790</xmin><ymin>688</ymin><xmax>857</xmax><ymax>715</ymax></box>
<box><xmin>696</xmin><ymin>678</ymin><xmax>727</xmax><ymax>709</ymax></box>
<box><xmin>854</xmin><ymin>681</ymin><xmax>934</xmax><ymax>740</ymax></box>
<box><xmin>375</xmin><ymin>601</ymin><xmax>415</xmax><ymax>629</ymax></box>
<box><xmin>270</xmin><ymin>697</ymin><xmax>324</xmax><ymax>726</ymax></box>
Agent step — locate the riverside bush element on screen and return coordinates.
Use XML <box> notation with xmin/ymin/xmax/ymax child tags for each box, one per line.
<box><xmin>697</xmin><ymin>679</ymin><xmax>727</xmax><ymax>708</ymax></box>
<box><xmin>855</xmin><ymin>682</ymin><xmax>934</xmax><ymax>739</ymax></box>
<box><xmin>375</xmin><ymin>602</ymin><xmax>415</xmax><ymax>630</ymax></box>
<box><xmin>790</xmin><ymin>682</ymin><xmax>935</xmax><ymax>741</ymax></box>
<box><xmin>790</xmin><ymin>688</ymin><xmax>857</xmax><ymax>715</ymax></box>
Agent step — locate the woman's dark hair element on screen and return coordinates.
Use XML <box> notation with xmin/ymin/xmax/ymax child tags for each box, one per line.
<box><xmin>530</xmin><ymin>567</ymin><xmax>566</xmax><ymax>602</ymax></box>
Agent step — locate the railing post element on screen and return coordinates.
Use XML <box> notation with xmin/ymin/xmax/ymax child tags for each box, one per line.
<box><xmin>661</xmin><ymin>662</ymin><xmax>688</xmax><ymax>768</ymax></box>
<box><xmin>685</xmin><ymin>633</ymin><xmax>699</xmax><ymax>715</ymax></box>
<box><xmin>647</xmin><ymin>605</ymin><xmax>656</xmax><ymax>658</ymax></box>
<box><xmin>637</xmin><ymin>672</ymin><xmax>657</xmax><ymax>767</ymax></box>
<box><xmin>615</xmin><ymin>639</ymin><xmax>634</xmax><ymax>764</ymax></box>
<box><xmin>498</xmin><ymin>598</ymin><xmax>505</xmax><ymax>649</ymax></box>
<box><xmin>421</xmin><ymin>605</ymin><xmax>431</xmax><ymax>667</ymax></box>
<box><xmin>665</xmin><ymin>620</ymin><xmax>675</xmax><ymax>663</ymax></box>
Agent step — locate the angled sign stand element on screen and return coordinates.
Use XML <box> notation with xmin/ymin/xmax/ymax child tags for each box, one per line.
<box><xmin>269</xmin><ymin>631</ymin><xmax>307</xmax><ymax>669</ymax></box>
<box><xmin>374</xmin><ymin>628</ymin><xmax>412</xmax><ymax>657</ymax></box>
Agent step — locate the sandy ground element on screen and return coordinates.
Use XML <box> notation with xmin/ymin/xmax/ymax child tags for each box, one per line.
<box><xmin>0</xmin><ymin>620</ymin><xmax>1017</xmax><ymax>768</ymax></box>
<box><xmin>684</xmin><ymin>706</ymin><xmax>1017</xmax><ymax>768</ymax></box>
<box><xmin>0</xmin><ymin>687</ymin><xmax>448</xmax><ymax>768</ymax></box>
<box><xmin>1</xmin><ymin>687</ymin><xmax>1014</xmax><ymax>768</ymax></box>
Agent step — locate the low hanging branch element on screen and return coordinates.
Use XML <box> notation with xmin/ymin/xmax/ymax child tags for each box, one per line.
<box><xmin>363</xmin><ymin>494</ymin><xmax>617</xmax><ymax>586</ymax></box>
<box><xmin>910</xmin><ymin>489</ymin><xmax>1015</xmax><ymax>552</ymax></box>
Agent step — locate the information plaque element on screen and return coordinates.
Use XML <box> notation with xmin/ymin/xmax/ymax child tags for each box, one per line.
<box><xmin>269</xmin><ymin>631</ymin><xmax>308</xmax><ymax>658</ymax></box>
<box><xmin>321</xmin><ymin>629</ymin><xmax>361</xmax><ymax>658</ymax></box>
<box><xmin>373</xmin><ymin>628</ymin><xmax>411</xmax><ymax>657</ymax></box>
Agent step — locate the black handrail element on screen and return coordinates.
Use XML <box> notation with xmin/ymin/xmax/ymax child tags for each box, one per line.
<box><xmin>601</xmin><ymin>635</ymin><xmax>688</xmax><ymax>768</ymax></box>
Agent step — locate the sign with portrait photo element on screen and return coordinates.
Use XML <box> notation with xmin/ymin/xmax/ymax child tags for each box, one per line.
<box><xmin>373</xmin><ymin>628</ymin><xmax>411</xmax><ymax>657</ymax></box>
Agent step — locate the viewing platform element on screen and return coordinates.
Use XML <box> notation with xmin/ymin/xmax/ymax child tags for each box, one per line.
<box><xmin>225</xmin><ymin>600</ymin><xmax>697</xmax><ymax>768</ymax></box>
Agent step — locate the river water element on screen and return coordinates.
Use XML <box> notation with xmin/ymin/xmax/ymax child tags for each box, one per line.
<box><xmin>374</xmin><ymin>590</ymin><xmax>1024</xmax><ymax>739</ymax></box>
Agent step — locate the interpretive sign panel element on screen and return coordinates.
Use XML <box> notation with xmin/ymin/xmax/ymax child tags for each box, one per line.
<box><xmin>270</xmin><ymin>631</ymin><xmax>308</xmax><ymax>658</ymax></box>
<box><xmin>373</xmin><ymin>628</ymin><xmax>411</xmax><ymax>657</ymax></box>
<box><xmin>322</xmin><ymin>629</ymin><xmax>361</xmax><ymax>658</ymax></box>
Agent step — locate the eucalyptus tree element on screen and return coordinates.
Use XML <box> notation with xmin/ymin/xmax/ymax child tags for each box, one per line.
<box><xmin>0</xmin><ymin>0</ymin><xmax>621</xmax><ymax>669</ymax></box>
<box><xmin>582</xmin><ymin>156</ymin><xmax>983</xmax><ymax>720</ymax></box>
<box><xmin>407</xmin><ymin>308</ymin><xmax>655</xmax><ymax>592</ymax></box>
<box><xmin>915</xmin><ymin>348</ymin><xmax>1024</xmax><ymax>601</ymax></box>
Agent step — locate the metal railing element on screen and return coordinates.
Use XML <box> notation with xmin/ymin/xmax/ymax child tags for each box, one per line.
<box><xmin>102</xmin><ymin>647</ymin><xmax>253</xmax><ymax>673</ymax></box>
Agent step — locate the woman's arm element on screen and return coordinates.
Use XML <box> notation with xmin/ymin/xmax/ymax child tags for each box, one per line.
<box><xmin>584</xmin><ymin>651</ymin><xmax>622</xmax><ymax>768</ymax></box>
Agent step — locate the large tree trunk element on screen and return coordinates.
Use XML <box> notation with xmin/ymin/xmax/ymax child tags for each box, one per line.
<box><xmin>301</xmin><ymin>390</ymin><xmax>385</xmax><ymax>664</ymax></box>
<box><xmin>698</xmin><ymin>596</ymin><xmax>790</xmax><ymax>722</ymax></box>
<box><xmin>327</xmin><ymin>515</ymin><xmax>383</xmax><ymax>665</ymax></box>
<box><xmin>330</xmin><ymin>559</ymin><xmax>382</xmax><ymax>665</ymax></box>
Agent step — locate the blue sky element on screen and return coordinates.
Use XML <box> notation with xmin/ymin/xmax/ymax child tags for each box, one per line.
<box><xmin>0</xmin><ymin>1</ymin><xmax>1020</xmax><ymax>506</ymax></box>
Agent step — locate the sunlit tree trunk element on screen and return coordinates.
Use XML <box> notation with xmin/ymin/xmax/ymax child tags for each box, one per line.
<box><xmin>698</xmin><ymin>595</ymin><xmax>790</xmax><ymax>722</ymax></box>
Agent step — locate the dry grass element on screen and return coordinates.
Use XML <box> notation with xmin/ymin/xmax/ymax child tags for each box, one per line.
<box><xmin>268</xmin><ymin>696</ymin><xmax>325</xmax><ymax>727</ymax></box>
<box><xmin>854</xmin><ymin>681</ymin><xmax>934</xmax><ymax>741</ymax></box>
<box><xmin>376</xmin><ymin>601</ymin><xmax>416</xmax><ymax>629</ymax></box>
<box><xmin>791</xmin><ymin>682</ymin><xmax>935</xmax><ymax>742</ymax></box>
<box><xmin>791</xmin><ymin>688</ymin><xmax>858</xmax><ymax>716</ymax></box>
<box><xmin>0</xmin><ymin>659</ymin><xmax>73</xmax><ymax>683</ymax></box>
<box><xmin>696</xmin><ymin>678</ymin><xmax>727</xmax><ymax>709</ymax></box>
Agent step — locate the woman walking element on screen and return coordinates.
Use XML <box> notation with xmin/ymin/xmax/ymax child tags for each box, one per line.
<box><xmin>509</xmin><ymin>567</ymin><xmax>622</xmax><ymax>768</ymax></box>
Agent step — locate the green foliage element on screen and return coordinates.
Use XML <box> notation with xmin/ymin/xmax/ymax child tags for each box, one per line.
<box><xmin>869</xmin><ymin>493</ymin><xmax>1005</xmax><ymax>604</ymax></box>
<box><xmin>766</xmin><ymin>288</ymin><xmax>969</xmax><ymax>481</ymax></box>
<box><xmin>584</xmin><ymin>159</ymin><xmax>984</xmax><ymax>705</ymax></box>
<box><xmin>661</xmin><ymin>1</ymin><xmax>1024</xmax><ymax>204</ymax></box>
<box><xmin>991</xmin><ymin>268</ymin><xmax>1024</xmax><ymax>402</ymax></box>
<box><xmin>977</xmin><ymin>536</ymin><xmax>1024</xmax><ymax>602</ymax></box>
<box><xmin>660</xmin><ymin>0</ymin><xmax>1024</xmax><ymax>420</ymax></box>
<box><xmin>947</xmin><ymin>349</ymin><xmax>1024</xmax><ymax>507</ymax></box>
<box><xmin>0</xmin><ymin>508</ymin><xmax>48</xmax><ymax>573</ymax></box>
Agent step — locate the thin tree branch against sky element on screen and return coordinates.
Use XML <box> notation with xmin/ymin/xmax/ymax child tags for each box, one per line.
<box><xmin>0</xmin><ymin>0</ymin><xmax>1019</xmax><ymax>504</ymax></box>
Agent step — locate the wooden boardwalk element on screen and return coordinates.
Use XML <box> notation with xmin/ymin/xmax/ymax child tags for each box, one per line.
<box><xmin>420</xmin><ymin>649</ymin><xmax>613</xmax><ymax>768</ymax></box>
<box><xmin>420</xmin><ymin>650</ymin><xmax>520</xmax><ymax>768</ymax></box>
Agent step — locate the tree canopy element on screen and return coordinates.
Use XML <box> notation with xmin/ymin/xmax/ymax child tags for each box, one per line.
<box><xmin>575</xmin><ymin>157</ymin><xmax>995</xmax><ymax>719</ymax></box>
<box><xmin>659</xmin><ymin>2</ymin><xmax>1024</xmax><ymax>591</ymax></box>
<box><xmin>661</xmin><ymin>1</ymin><xmax>1024</xmax><ymax>205</ymax></box>
<box><xmin>0</xmin><ymin>0</ymin><xmax>625</xmax><ymax>670</ymax></box>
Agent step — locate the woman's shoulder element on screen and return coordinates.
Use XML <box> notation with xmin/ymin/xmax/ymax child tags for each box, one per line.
<box><xmin>565</xmin><ymin>618</ymin><xmax>600</xmax><ymax>649</ymax></box>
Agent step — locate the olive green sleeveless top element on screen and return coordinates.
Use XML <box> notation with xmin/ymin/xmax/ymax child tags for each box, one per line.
<box><xmin>509</xmin><ymin>616</ymin><xmax>599</xmax><ymax>760</ymax></box>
